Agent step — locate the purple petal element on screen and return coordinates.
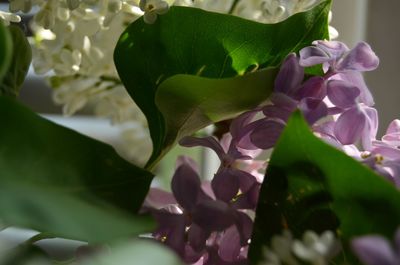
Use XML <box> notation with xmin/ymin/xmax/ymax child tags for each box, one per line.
<box><xmin>383</xmin><ymin>120</ymin><xmax>400</xmax><ymax>146</ymax></box>
<box><xmin>183</xmin><ymin>244</ymin><xmax>205</xmax><ymax>264</ymax></box>
<box><xmin>299</xmin><ymin>46</ymin><xmax>330</xmax><ymax>67</ymax></box>
<box><xmin>192</xmin><ymin>200</ymin><xmax>235</xmax><ymax>231</ymax></box>
<box><xmin>386</xmin><ymin>120</ymin><xmax>400</xmax><ymax>135</ymax></box>
<box><xmin>171</xmin><ymin>161</ymin><xmax>202</xmax><ymax>211</ymax></box>
<box><xmin>275</xmin><ymin>53</ymin><xmax>304</xmax><ymax>95</ymax></box>
<box><xmin>294</xmin><ymin>76</ymin><xmax>326</xmax><ymax>100</ymax></box>
<box><xmin>153</xmin><ymin>211</ymin><xmax>186</xmax><ymax>255</ymax></box>
<box><xmin>337</xmin><ymin>42</ymin><xmax>379</xmax><ymax>72</ymax></box>
<box><xmin>249</xmin><ymin>118</ymin><xmax>286</xmax><ymax>150</ymax></box>
<box><xmin>298</xmin><ymin>98</ymin><xmax>328</xmax><ymax>125</ymax></box>
<box><xmin>270</xmin><ymin>93</ymin><xmax>298</xmax><ymax>111</ymax></box>
<box><xmin>234</xmin><ymin>212</ymin><xmax>253</xmax><ymax>245</ymax></box>
<box><xmin>188</xmin><ymin>223</ymin><xmax>209</xmax><ymax>252</ymax></box>
<box><xmin>212</xmin><ymin>169</ymin><xmax>240</xmax><ymax>203</ymax></box>
<box><xmin>335</xmin><ymin>72</ymin><xmax>374</xmax><ymax>106</ymax></box>
<box><xmin>351</xmin><ymin>236</ymin><xmax>397</xmax><ymax>265</ymax></box>
<box><xmin>231</xmin><ymin>183</ymin><xmax>260</xmax><ymax>210</ymax></box>
<box><xmin>228</xmin><ymin>168</ymin><xmax>257</xmax><ymax>193</ymax></box>
<box><xmin>327</xmin><ymin>80</ymin><xmax>360</xmax><ymax>108</ymax></box>
<box><xmin>372</xmin><ymin>142</ymin><xmax>400</xmax><ymax>160</ymax></box>
<box><xmin>179</xmin><ymin>136</ymin><xmax>225</xmax><ymax>160</ymax></box>
<box><xmin>219</xmin><ymin>226</ymin><xmax>242</xmax><ymax>262</ymax></box>
<box><xmin>361</xmin><ymin>107</ymin><xmax>379</xmax><ymax>150</ymax></box>
<box><xmin>262</xmin><ymin>105</ymin><xmax>293</xmax><ymax>122</ymax></box>
<box><xmin>230</xmin><ymin>109</ymin><xmax>260</xmax><ymax>140</ymax></box>
<box><xmin>314</xmin><ymin>40</ymin><xmax>349</xmax><ymax>60</ymax></box>
<box><xmin>334</xmin><ymin>107</ymin><xmax>367</xmax><ymax>145</ymax></box>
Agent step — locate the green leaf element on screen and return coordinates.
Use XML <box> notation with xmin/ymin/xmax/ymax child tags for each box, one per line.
<box><xmin>249</xmin><ymin>111</ymin><xmax>400</xmax><ymax>264</ymax></box>
<box><xmin>0</xmin><ymin>244</ymin><xmax>50</xmax><ymax>265</ymax></box>
<box><xmin>0</xmin><ymin>97</ymin><xmax>155</xmax><ymax>242</ymax></box>
<box><xmin>0</xmin><ymin>21</ymin><xmax>12</xmax><ymax>83</ymax></box>
<box><xmin>114</xmin><ymin>1</ymin><xmax>331</xmax><ymax>168</ymax></box>
<box><xmin>82</xmin><ymin>240</ymin><xmax>183</xmax><ymax>265</ymax></box>
<box><xmin>155</xmin><ymin>68</ymin><xmax>278</xmax><ymax>163</ymax></box>
<box><xmin>0</xmin><ymin>25</ymin><xmax>32</xmax><ymax>97</ymax></box>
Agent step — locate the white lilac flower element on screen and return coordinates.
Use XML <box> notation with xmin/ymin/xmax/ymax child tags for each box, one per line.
<box><xmin>139</xmin><ymin>0</ymin><xmax>169</xmax><ymax>24</ymax></box>
<box><xmin>292</xmin><ymin>230</ymin><xmax>340</xmax><ymax>265</ymax></box>
<box><xmin>259</xmin><ymin>230</ymin><xmax>340</xmax><ymax>265</ymax></box>
<box><xmin>0</xmin><ymin>10</ymin><xmax>21</xmax><ymax>26</ymax></box>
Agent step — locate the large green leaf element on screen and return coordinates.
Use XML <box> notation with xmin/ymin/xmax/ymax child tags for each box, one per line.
<box><xmin>0</xmin><ymin>21</ymin><xmax>12</xmax><ymax>83</ymax></box>
<box><xmin>114</xmin><ymin>1</ymin><xmax>331</xmax><ymax>167</ymax></box>
<box><xmin>0</xmin><ymin>25</ymin><xmax>32</xmax><ymax>97</ymax></box>
<box><xmin>155</xmin><ymin>68</ymin><xmax>278</xmax><ymax>164</ymax></box>
<box><xmin>0</xmin><ymin>97</ymin><xmax>155</xmax><ymax>242</ymax></box>
<box><xmin>249</xmin><ymin>112</ymin><xmax>400</xmax><ymax>264</ymax></box>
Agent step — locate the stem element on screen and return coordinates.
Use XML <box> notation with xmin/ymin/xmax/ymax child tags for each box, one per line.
<box><xmin>228</xmin><ymin>0</ymin><xmax>241</xmax><ymax>14</ymax></box>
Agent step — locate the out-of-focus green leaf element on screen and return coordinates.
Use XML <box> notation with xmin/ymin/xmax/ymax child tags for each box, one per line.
<box><xmin>0</xmin><ymin>21</ymin><xmax>12</xmax><ymax>83</ymax></box>
<box><xmin>82</xmin><ymin>240</ymin><xmax>183</xmax><ymax>265</ymax></box>
<box><xmin>0</xmin><ymin>97</ymin><xmax>155</xmax><ymax>242</ymax></box>
<box><xmin>249</xmin><ymin>111</ymin><xmax>400</xmax><ymax>264</ymax></box>
<box><xmin>0</xmin><ymin>25</ymin><xmax>31</xmax><ymax>97</ymax></box>
<box><xmin>114</xmin><ymin>1</ymin><xmax>331</xmax><ymax>167</ymax></box>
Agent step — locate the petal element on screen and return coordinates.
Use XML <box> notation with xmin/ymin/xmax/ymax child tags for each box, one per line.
<box><xmin>179</xmin><ymin>136</ymin><xmax>225</xmax><ymax>161</ymax></box>
<box><xmin>270</xmin><ymin>93</ymin><xmax>298</xmax><ymax>110</ymax></box>
<box><xmin>372</xmin><ymin>142</ymin><xmax>400</xmax><ymax>160</ymax></box>
<box><xmin>335</xmin><ymin>72</ymin><xmax>375</xmax><ymax>106</ymax></box>
<box><xmin>299</xmin><ymin>46</ymin><xmax>330</xmax><ymax>67</ymax></box>
<box><xmin>314</xmin><ymin>40</ymin><xmax>350</xmax><ymax>59</ymax></box>
<box><xmin>361</xmin><ymin>107</ymin><xmax>379</xmax><ymax>150</ymax></box>
<box><xmin>192</xmin><ymin>200</ymin><xmax>235</xmax><ymax>231</ymax></box>
<box><xmin>386</xmin><ymin>119</ymin><xmax>400</xmax><ymax>135</ymax></box>
<box><xmin>298</xmin><ymin>98</ymin><xmax>328</xmax><ymax>125</ymax></box>
<box><xmin>275</xmin><ymin>53</ymin><xmax>304</xmax><ymax>95</ymax></box>
<box><xmin>234</xmin><ymin>212</ymin><xmax>253</xmax><ymax>245</ymax></box>
<box><xmin>337</xmin><ymin>42</ymin><xmax>379</xmax><ymax>72</ymax></box>
<box><xmin>188</xmin><ymin>223</ymin><xmax>209</xmax><ymax>252</ymax></box>
<box><xmin>334</xmin><ymin>107</ymin><xmax>366</xmax><ymax>145</ymax></box>
<box><xmin>231</xmin><ymin>183</ymin><xmax>260</xmax><ymax>210</ymax></box>
<box><xmin>229</xmin><ymin>168</ymin><xmax>257</xmax><ymax>194</ymax></box>
<box><xmin>294</xmin><ymin>76</ymin><xmax>326</xmax><ymax>100</ymax></box>
<box><xmin>171</xmin><ymin>161</ymin><xmax>202</xmax><ymax>211</ymax></box>
<box><xmin>250</xmin><ymin>118</ymin><xmax>286</xmax><ymax>150</ymax></box>
<box><xmin>212</xmin><ymin>169</ymin><xmax>240</xmax><ymax>203</ymax></box>
<box><xmin>230</xmin><ymin>109</ymin><xmax>260</xmax><ymax>140</ymax></box>
<box><xmin>327</xmin><ymin>80</ymin><xmax>360</xmax><ymax>108</ymax></box>
<box><xmin>219</xmin><ymin>226</ymin><xmax>242</xmax><ymax>262</ymax></box>
<box><xmin>351</xmin><ymin>236</ymin><xmax>397</xmax><ymax>265</ymax></box>
<box><xmin>153</xmin><ymin>211</ymin><xmax>186</xmax><ymax>255</ymax></box>
<box><xmin>262</xmin><ymin>105</ymin><xmax>293</xmax><ymax>122</ymax></box>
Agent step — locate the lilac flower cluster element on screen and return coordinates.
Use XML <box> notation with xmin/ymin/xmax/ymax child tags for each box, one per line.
<box><xmin>143</xmin><ymin>40</ymin><xmax>400</xmax><ymax>265</ymax></box>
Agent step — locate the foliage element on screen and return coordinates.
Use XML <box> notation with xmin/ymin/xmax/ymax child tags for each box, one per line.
<box><xmin>249</xmin><ymin>112</ymin><xmax>400</xmax><ymax>264</ymax></box>
<box><xmin>114</xmin><ymin>1</ymin><xmax>331</xmax><ymax>167</ymax></box>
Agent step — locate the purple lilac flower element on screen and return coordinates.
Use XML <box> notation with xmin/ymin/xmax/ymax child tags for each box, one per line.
<box><xmin>179</xmin><ymin>117</ymin><xmax>261</xmax><ymax>205</ymax></box>
<box><xmin>351</xmin><ymin>228</ymin><xmax>400</xmax><ymax>265</ymax></box>
<box><xmin>299</xmin><ymin>40</ymin><xmax>380</xmax><ymax>149</ymax></box>
<box><xmin>144</xmin><ymin>156</ymin><xmax>256</xmax><ymax>264</ymax></box>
